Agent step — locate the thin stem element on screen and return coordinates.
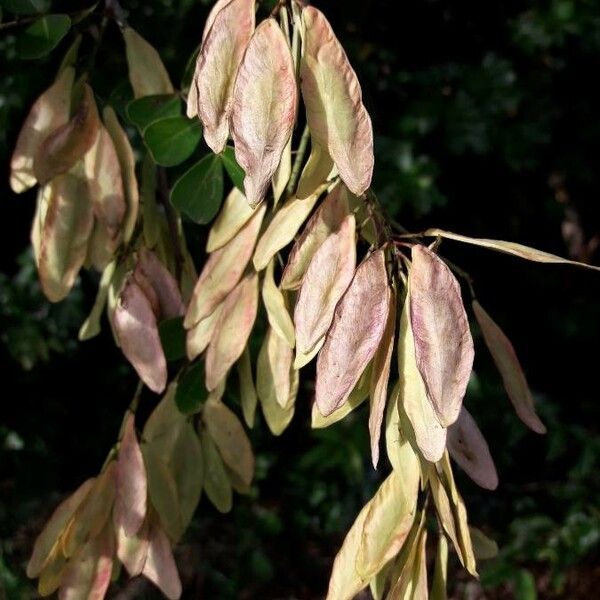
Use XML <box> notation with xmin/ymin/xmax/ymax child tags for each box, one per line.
<box><xmin>286</xmin><ymin>124</ymin><xmax>310</xmax><ymax>196</ymax></box>
<box><xmin>0</xmin><ymin>9</ymin><xmax>88</xmax><ymax>31</ymax></box>
<box><xmin>129</xmin><ymin>380</ymin><xmax>144</xmax><ymax>413</ymax></box>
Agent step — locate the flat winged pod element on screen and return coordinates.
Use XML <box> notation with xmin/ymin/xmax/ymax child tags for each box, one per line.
<box><xmin>409</xmin><ymin>245</ymin><xmax>474</xmax><ymax>427</ymax></box>
<box><xmin>206</xmin><ymin>187</ymin><xmax>257</xmax><ymax>253</ymax></box>
<box><xmin>27</xmin><ymin>478</ymin><xmax>95</xmax><ymax>578</ymax></box>
<box><xmin>37</xmin><ymin>172</ymin><xmax>94</xmax><ymax>302</ymax></box>
<box><xmin>205</xmin><ymin>272</ymin><xmax>258</xmax><ymax>391</ymax></box>
<box><xmin>136</xmin><ymin>248</ymin><xmax>185</xmax><ymax>319</ymax></box>
<box><xmin>294</xmin><ymin>214</ymin><xmax>356</xmax><ymax>357</ymax></box>
<box><xmin>113</xmin><ymin>275</ymin><xmax>167</xmax><ymax>393</ymax></box>
<box><xmin>397</xmin><ymin>294</ymin><xmax>447</xmax><ymax>462</ymax></box>
<box><xmin>425</xmin><ymin>228</ymin><xmax>600</xmax><ymax>272</ymax></box>
<box><xmin>368</xmin><ymin>287</ymin><xmax>397</xmax><ymax>469</ymax></box>
<box><xmin>186</xmin><ymin>303</ymin><xmax>223</xmax><ymax>360</ymax></box>
<box><xmin>315</xmin><ymin>250</ymin><xmax>390</xmax><ymax>416</ymax></box>
<box><xmin>262</xmin><ymin>259</ymin><xmax>295</xmax><ymax>348</ymax></box>
<box><xmin>141</xmin><ymin>515</ymin><xmax>182</xmax><ymax>600</ymax></box>
<box><xmin>253</xmin><ymin>187</ymin><xmax>324</xmax><ymax>271</ymax></box>
<box><xmin>34</xmin><ymin>84</ymin><xmax>100</xmax><ymax>186</ymax></box>
<box><xmin>256</xmin><ymin>329</ymin><xmax>297</xmax><ymax>434</ymax></box>
<box><xmin>473</xmin><ymin>300</ymin><xmax>546</xmax><ymax>434</ymax></box>
<box><xmin>281</xmin><ymin>182</ymin><xmax>350</xmax><ymax>290</ymax></box>
<box><xmin>10</xmin><ymin>67</ymin><xmax>74</xmax><ymax>193</ymax></box>
<box><xmin>326</xmin><ymin>470</ymin><xmax>415</xmax><ymax>600</ymax></box>
<box><xmin>203</xmin><ymin>397</ymin><xmax>254</xmax><ymax>486</ymax></box>
<box><xmin>115</xmin><ymin>519</ymin><xmax>149</xmax><ymax>577</ymax></box>
<box><xmin>123</xmin><ymin>27</ymin><xmax>174</xmax><ymax>98</ymax></box>
<box><xmin>57</xmin><ymin>525</ymin><xmax>114</xmax><ymax>600</ymax></box>
<box><xmin>187</xmin><ymin>0</ymin><xmax>255</xmax><ymax>152</ymax></box>
<box><xmin>185</xmin><ymin>203</ymin><xmax>264</xmax><ymax>328</ymax></box>
<box><xmin>84</xmin><ymin>125</ymin><xmax>126</xmax><ymax>270</ymax></box>
<box><xmin>301</xmin><ymin>6</ymin><xmax>374</xmax><ymax>196</ymax></box>
<box><xmin>114</xmin><ymin>413</ymin><xmax>147</xmax><ymax>537</ymax></box>
<box><xmin>447</xmin><ymin>407</ymin><xmax>499</xmax><ymax>490</ymax></box>
<box><xmin>231</xmin><ymin>19</ymin><xmax>298</xmax><ymax>207</ymax></box>
<box><xmin>103</xmin><ymin>106</ymin><xmax>139</xmax><ymax>243</ymax></box>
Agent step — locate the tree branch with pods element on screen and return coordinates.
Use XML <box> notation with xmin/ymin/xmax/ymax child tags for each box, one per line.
<box><xmin>7</xmin><ymin>0</ymin><xmax>599</xmax><ymax>597</ymax></box>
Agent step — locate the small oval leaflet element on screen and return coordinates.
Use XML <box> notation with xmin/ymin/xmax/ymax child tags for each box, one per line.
<box><xmin>171</xmin><ymin>154</ymin><xmax>224</xmax><ymax>225</ymax></box>
<box><xmin>16</xmin><ymin>14</ymin><xmax>72</xmax><ymax>60</ymax></box>
<box><xmin>143</xmin><ymin>116</ymin><xmax>202</xmax><ymax>167</ymax></box>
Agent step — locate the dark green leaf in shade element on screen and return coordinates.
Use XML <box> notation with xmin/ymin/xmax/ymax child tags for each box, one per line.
<box><xmin>143</xmin><ymin>116</ymin><xmax>202</xmax><ymax>167</ymax></box>
<box><xmin>1</xmin><ymin>0</ymin><xmax>49</xmax><ymax>15</ymax></box>
<box><xmin>176</xmin><ymin>362</ymin><xmax>209</xmax><ymax>415</ymax></box>
<box><xmin>16</xmin><ymin>15</ymin><xmax>71</xmax><ymax>60</ymax></box>
<box><xmin>221</xmin><ymin>146</ymin><xmax>245</xmax><ymax>192</ymax></box>
<box><xmin>108</xmin><ymin>80</ymin><xmax>134</xmax><ymax>123</ymax></box>
<box><xmin>171</xmin><ymin>155</ymin><xmax>224</xmax><ymax>224</ymax></box>
<box><xmin>159</xmin><ymin>316</ymin><xmax>186</xmax><ymax>362</ymax></box>
<box><xmin>127</xmin><ymin>95</ymin><xmax>182</xmax><ymax>133</ymax></box>
<box><xmin>181</xmin><ymin>45</ymin><xmax>200</xmax><ymax>93</ymax></box>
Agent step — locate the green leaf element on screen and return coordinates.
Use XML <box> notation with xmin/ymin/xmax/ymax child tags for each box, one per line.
<box><xmin>16</xmin><ymin>15</ymin><xmax>71</xmax><ymax>59</ymax></box>
<box><xmin>171</xmin><ymin>155</ymin><xmax>224</xmax><ymax>224</ymax></box>
<box><xmin>159</xmin><ymin>316</ymin><xmax>186</xmax><ymax>362</ymax></box>
<box><xmin>181</xmin><ymin>45</ymin><xmax>200</xmax><ymax>93</ymax></box>
<box><xmin>514</xmin><ymin>570</ymin><xmax>537</xmax><ymax>600</ymax></box>
<box><xmin>1</xmin><ymin>0</ymin><xmax>49</xmax><ymax>15</ymax></box>
<box><xmin>143</xmin><ymin>116</ymin><xmax>202</xmax><ymax>167</ymax></box>
<box><xmin>221</xmin><ymin>146</ymin><xmax>245</xmax><ymax>191</ymax></box>
<box><xmin>175</xmin><ymin>362</ymin><xmax>209</xmax><ymax>415</ymax></box>
<box><xmin>127</xmin><ymin>95</ymin><xmax>182</xmax><ymax>133</ymax></box>
<box><xmin>108</xmin><ymin>80</ymin><xmax>134</xmax><ymax>123</ymax></box>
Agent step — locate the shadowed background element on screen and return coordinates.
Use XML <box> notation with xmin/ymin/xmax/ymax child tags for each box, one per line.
<box><xmin>1</xmin><ymin>0</ymin><xmax>599</xmax><ymax>598</ymax></box>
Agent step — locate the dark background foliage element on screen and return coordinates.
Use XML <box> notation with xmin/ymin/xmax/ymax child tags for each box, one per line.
<box><xmin>1</xmin><ymin>0</ymin><xmax>600</xmax><ymax>598</ymax></box>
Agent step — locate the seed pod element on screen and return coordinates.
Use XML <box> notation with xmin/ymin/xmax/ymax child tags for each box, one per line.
<box><xmin>294</xmin><ymin>214</ymin><xmax>356</xmax><ymax>357</ymax></box>
<box><xmin>301</xmin><ymin>6</ymin><xmax>374</xmax><ymax>196</ymax></box>
<box><xmin>409</xmin><ymin>245</ymin><xmax>474</xmax><ymax>427</ymax></box>
<box><xmin>447</xmin><ymin>407</ymin><xmax>499</xmax><ymax>490</ymax></box>
<box><xmin>256</xmin><ymin>328</ymin><xmax>298</xmax><ymax>434</ymax></box>
<box><xmin>58</xmin><ymin>524</ymin><xmax>114</xmax><ymax>600</ymax></box>
<box><xmin>123</xmin><ymin>27</ymin><xmax>174</xmax><ymax>98</ymax></box>
<box><xmin>205</xmin><ymin>272</ymin><xmax>258</xmax><ymax>391</ymax></box>
<box><xmin>315</xmin><ymin>250</ymin><xmax>390</xmax><ymax>416</ymax></box>
<box><xmin>84</xmin><ymin>125</ymin><xmax>126</xmax><ymax>271</ymax></box>
<box><xmin>114</xmin><ymin>413</ymin><xmax>147</xmax><ymax>537</ymax></box>
<box><xmin>141</xmin><ymin>514</ymin><xmax>182</xmax><ymax>600</ymax></box>
<box><xmin>37</xmin><ymin>171</ymin><xmax>95</xmax><ymax>303</ymax></box>
<box><xmin>187</xmin><ymin>0</ymin><xmax>255</xmax><ymax>152</ymax></box>
<box><xmin>397</xmin><ymin>292</ymin><xmax>447</xmax><ymax>463</ymax></box>
<box><xmin>103</xmin><ymin>106</ymin><xmax>139</xmax><ymax>243</ymax></box>
<box><xmin>281</xmin><ymin>182</ymin><xmax>350</xmax><ymax>290</ymax></box>
<box><xmin>113</xmin><ymin>275</ymin><xmax>167</xmax><ymax>394</ymax></box>
<box><xmin>185</xmin><ymin>204</ymin><xmax>265</xmax><ymax>328</ymax></box>
<box><xmin>203</xmin><ymin>397</ymin><xmax>254</xmax><ymax>487</ymax></box>
<box><xmin>136</xmin><ymin>247</ymin><xmax>185</xmax><ymax>319</ymax></box>
<box><xmin>10</xmin><ymin>67</ymin><xmax>74</xmax><ymax>193</ymax></box>
<box><xmin>231</xmin><ymin>18</ymin><xmax>298</xmax><ymax>207</ymax></box>
<box><xmin>206</xmin><ymin>187</ymin><xmax>257</xmax><ymax>253</ymax></box>
<box><xmin>27</xmin><ymin>478</ymin><xmax>96</xmax><ymax>579</ymax></box>
<box><xmin>472</xmin><ymin>300</ymin><xmax>546</xmax><ymax>434</ymax></box>
<box><xmin>34</xmin><ymin>84</ymin><xmax>100</xmax><ymax>186</ymax></box>
<box><xmin>368</xmin><ymin>286</ymin><xmax>397</xmax><ymax>469</ymax></box>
